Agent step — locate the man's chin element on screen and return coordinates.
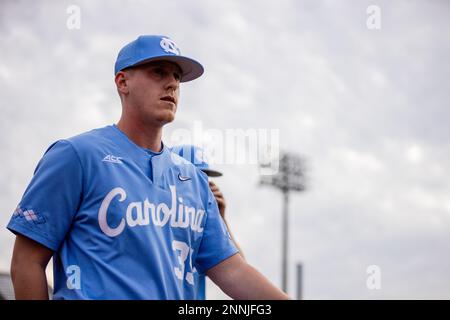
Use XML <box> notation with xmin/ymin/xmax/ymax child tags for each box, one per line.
<box><xmin>156</xmin><ymin>113</ymin><xmax>176</xmax><ymax>126</ymax></box>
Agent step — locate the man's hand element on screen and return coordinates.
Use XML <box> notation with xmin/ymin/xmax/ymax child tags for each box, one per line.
<box><xmin>209</xmin><ymin>180</ymin><xmax>226</xmax><ymax>218</ymax></box>
<box><xmin>208</xmin><ymin>180</ymin><xmax>246</xmax><ymax>259</ymax></box>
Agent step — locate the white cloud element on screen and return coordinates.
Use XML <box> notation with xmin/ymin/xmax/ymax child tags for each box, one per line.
<box><xmin>406</xmin><ymin>144</ymin><xmax>423</xmax><ymax>164</ymax></box>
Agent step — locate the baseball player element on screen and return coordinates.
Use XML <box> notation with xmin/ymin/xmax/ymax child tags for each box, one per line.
<box><xmin>8</xmin><ymin>35</ymin><xmax>288</xmax><ymax>300</ymax></box>
<box><xmin>171</xmin><ymin>144</ymin><xmax>245</xmax><ymax>299</ymax></box>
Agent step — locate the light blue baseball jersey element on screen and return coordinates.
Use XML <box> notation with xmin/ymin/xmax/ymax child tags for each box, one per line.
<box><xmin>7</xmin><ymin>124</ymin><xmax>238</xmax><ymax>299</ymax></box>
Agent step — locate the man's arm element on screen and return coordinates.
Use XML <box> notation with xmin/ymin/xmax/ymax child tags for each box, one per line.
<box><xmin>10</xmin><ymin>234</ymin><xmax>53</xmax><ymax>300</ymax></box>
<box><xmin>207</xmin><ymin>253</ymin><xmax>289</xmax><ymax>300</ymax></box>
<box><xmin>209</xmin><ymin>181</ymin><xmax>245</xmax><ymax>259</ymax></box>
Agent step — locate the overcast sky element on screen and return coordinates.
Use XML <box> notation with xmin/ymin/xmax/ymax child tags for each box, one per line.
<box><xmin>1</xmin><ymin>0</ymin><xmax>449</xmax><ymax>299</ymax></box>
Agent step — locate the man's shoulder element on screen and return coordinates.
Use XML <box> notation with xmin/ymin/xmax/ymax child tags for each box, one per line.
<box><xmin>65</xmin><ymin>125</ymin><xmax>114</xmax><ymax>148</ymax></box>
<box><xmin>44</xmin><ymin>125</ymin><xmax>115</xmax><ymax>162</ymax></box>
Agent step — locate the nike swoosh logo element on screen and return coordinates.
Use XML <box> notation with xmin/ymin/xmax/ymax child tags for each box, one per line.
<box><xmin>178</xmin><ymin>173</ymin><xmax>191</xmax><ymax>181</ymax></box>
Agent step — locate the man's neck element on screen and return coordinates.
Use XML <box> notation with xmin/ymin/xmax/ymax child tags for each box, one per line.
<box><xmin>116</xmin><ymin>118</ymin><xmax>163</xmax><ymax>152</ymax></box>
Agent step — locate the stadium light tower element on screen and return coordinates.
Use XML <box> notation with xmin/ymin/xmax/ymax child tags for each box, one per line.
<box><xmin>259</xmin><ymin>151</ymin><xmax>306</xmax><ymax>294</ymax></box>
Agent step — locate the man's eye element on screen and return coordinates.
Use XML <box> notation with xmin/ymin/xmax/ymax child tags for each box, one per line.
<box><xmin>174</xmin><ymin>72</ymin><xmax>181</xmax><ymax>81</ymax></box>
<box><xmin>153</xmin><ymin>67</ymin><xmax>164</xmax><ymax>75</ymax></box>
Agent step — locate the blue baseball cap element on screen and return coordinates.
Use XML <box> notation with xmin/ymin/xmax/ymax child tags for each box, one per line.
<box><xmin>114</xmin><ymin>35</ymin><xmax>204</xmax><ymax>82</ymax></box>
<box><xmin>171</xmin><ymin>145</ymin><xmax>223</xmax><ymax>177</ymax></box>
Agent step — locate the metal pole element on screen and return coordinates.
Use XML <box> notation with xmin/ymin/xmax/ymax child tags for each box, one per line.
<box><xmin>281</xmin><ymin>190</ymin><xmax>289</xmax><ymax>293</ymax></box>
<box><xmin>297</xmin><ymin>263</ymin><xmax>302</xmax><ymax>300</ymax></box>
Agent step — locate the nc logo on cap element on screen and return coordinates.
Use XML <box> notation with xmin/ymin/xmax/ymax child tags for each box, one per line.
<box><xmin>160</xmin><ymin>37</ymin><xmax>180</xmax><ymax>55</ymax></box>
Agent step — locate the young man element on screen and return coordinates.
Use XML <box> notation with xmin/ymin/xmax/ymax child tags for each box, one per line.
<box><xmin>8</xmin><ymin>35</ymin><xmax>288</xmax><ymax>300</ymax></box>
<box><xmin>171</xmin><ymin>144</ymin><xmax>245</xmax><ymax>299</ymax></box>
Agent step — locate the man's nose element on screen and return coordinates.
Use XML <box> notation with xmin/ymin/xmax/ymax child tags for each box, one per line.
<box><xmin>165</xmin><ymin>74</ymin><xmax>180</xmax><ymax>91</ymax></box>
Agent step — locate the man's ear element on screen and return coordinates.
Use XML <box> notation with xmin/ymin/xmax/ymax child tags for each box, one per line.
<box><xmin>115</xmin><ymin>71</ymin><xmax>130</xmax><ymax>96</ymax></box>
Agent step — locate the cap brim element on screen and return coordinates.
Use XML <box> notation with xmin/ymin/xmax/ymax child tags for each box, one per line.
<box><xmin>201</xmin><ymin>169</ymin><xmax>223</xmax><ymax>177</ymax></box>
<box><xmin>132</xmin><ymin>55</ymin><xmax>204</xmax><ymax>82</ymax></box>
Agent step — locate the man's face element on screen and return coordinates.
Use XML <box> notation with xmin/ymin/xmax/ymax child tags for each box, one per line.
<box><xmin>121</xmin><ymin>60</ymin><xmax>182</xmax><ymax>126</ymax></box>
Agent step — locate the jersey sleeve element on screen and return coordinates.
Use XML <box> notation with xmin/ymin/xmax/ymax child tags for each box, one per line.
<box><xmin>194</xmin><ymin>188</ymin><xmax>239</xmax><ymax>274</ymax></box>
<box><xmin>7</xmin><ymin>140</ymin><xmax>83</xmax><ymax>251</ymax></box>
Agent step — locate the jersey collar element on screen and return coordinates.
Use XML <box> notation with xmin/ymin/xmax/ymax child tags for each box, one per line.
<box><xmin>109</xmin><ymin>124</ymin><xmax>174</xmax><ymax>183</ymax></box>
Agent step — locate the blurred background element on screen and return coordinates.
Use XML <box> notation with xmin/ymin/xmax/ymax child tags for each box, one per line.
<box><xmin>1</xmin><ymin>0</ymin><xmax>449</xmax><ymax>299</ymax></box>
